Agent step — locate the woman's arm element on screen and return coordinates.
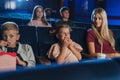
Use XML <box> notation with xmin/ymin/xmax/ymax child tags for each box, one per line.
<box><xmin>88</xmin><ymin>42</ymin><xmax>97</xmax><ymax>58</ymax></box>
<box><xmin>105</xmin><ymin>52</ymin><xmax>120</xmax><ymax>58</ymax></box>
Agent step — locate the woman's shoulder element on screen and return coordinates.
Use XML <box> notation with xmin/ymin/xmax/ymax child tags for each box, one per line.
<box><xmin>87</xmin><ymin>28</ymin><xmax>92</xmax><ymax>32</ymax></box>
<box><xmin>87</xmin><ymin>28</ymin><xmax>94</xmax><ymax>33</ymax></box>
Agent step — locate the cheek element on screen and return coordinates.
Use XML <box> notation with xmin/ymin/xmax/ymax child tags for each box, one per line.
<box><xmin>58</xmin><ymin>35</ymin><xmax>65</xmax><ymax>40</ymax></box>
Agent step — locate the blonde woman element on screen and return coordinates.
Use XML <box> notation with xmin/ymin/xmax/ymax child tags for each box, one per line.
<box><xmin>87</xmin><ymin>8</ymin><xmax>120</xmax><ymax>58</ymax></box>
<box><xmin>28</xmin><ymin>5</ymin><xmax>51</xmax><ymax>27</ymax></box>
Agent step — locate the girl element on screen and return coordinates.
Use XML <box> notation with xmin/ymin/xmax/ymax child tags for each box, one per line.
<box><xmin>47</xmin><ymin>25</ymin><xmax>83</xmax><ymax>64</ymax></box>
<box><xmin>28</xmin><ymin>5</ymin><xmax>51</xmax><ymax>27</ymax></box>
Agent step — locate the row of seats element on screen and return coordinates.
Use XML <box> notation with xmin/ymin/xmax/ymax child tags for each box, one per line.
<box><xmin>1</xmin><ymin>25</ymin><xmax>120</xmax><ymax>80</ymax></box>
<box><xmin>1</xmin><ymin>26</ymin><xmax>120</xmax><ymax>61</ymax></box>
<box><xmin>1</xmin><ymin>57</ymin><xmax>120</xmax><ymax>80</ymax></box>
<box><xmin>0</xmin><ymin>18</ymin><xmax>29</xmax><ymax>26</ymax></box>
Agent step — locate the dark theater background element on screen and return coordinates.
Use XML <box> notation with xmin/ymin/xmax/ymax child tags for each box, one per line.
<box><xmin>0</xmin><ymin>0</ymin><xmax>120</xmax><ymax>26</ymax></box>
<box><xmin>0</xmin><ymin>0</ymin><xmax>120</xmax><ymax>80</ymax></box>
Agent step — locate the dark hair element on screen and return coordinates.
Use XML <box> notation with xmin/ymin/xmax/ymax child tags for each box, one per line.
<box><xmin>59</xmin><ymin>7</ymin><xmax>69</xmax><ymax>14</ymax></box>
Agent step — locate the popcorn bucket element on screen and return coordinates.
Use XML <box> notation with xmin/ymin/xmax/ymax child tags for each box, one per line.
<box><xmin>0</xmin><ymin>52</ymin><xmax>16</xmax><ymax>72</ymax></box>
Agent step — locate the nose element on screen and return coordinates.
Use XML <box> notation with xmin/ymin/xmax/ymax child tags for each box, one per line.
<box><xmin>96</xmin><ymin>18</ymin><xmax>100</xmax><ymax>23</ymax></box>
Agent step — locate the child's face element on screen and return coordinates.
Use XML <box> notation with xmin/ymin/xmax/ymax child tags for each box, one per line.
<box><xmin>57</xmin><ymin>27</ymin><xmax>70</xmax><ymax>41</ymax></box>
<box><xmin>61</xmin><ymin>10</ymin><xmax>69</xmax><ymax>19</ymax></box>
<box><xmin>3</xmin><ymin>30</ymin><xmax>20</xmax><ymax>47</ymax></box>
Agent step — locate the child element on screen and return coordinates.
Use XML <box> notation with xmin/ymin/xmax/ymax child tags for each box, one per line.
<box><xmin>55</xmin><ymin>7</ymin><xmax>76</xmax><ymax>28</ymax></box>
<box><xmin>47</xmin><ymin>25</ymin><xmax>83</xmax><ymax>64</ymax></box>
<box><xmin>28</xmin><ymin>5</ymin><xmax>51</xmax><ymax>27</ymax></box>
<box><xmin>0</xmin><ymin>22</ymin><xmax>36</xmax><ymax>67</ymax></box>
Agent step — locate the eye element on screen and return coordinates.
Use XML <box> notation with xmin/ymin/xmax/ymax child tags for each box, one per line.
<box><xmin>98</xmin><ymin>17</ymin><xmax>102</xmax><ymax>20</ymax></box>
<box><xmin>9</xmin><ymin>35</ymin><xmax>14</xmax><ymax>38</ymax></box>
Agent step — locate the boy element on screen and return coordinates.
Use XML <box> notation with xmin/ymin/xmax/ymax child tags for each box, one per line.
<box><xmin>55</xmin><ymin>7</ymin><xmax>76</xmax><ymax>28</ymax></box>
<box><xmin>0</xmin><ymin>22</ymin><xmax>36</xmax><ymax>68</ymax></box>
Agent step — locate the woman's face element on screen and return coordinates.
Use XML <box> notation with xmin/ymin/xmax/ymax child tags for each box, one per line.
<box><xmin>35</xmin><ymin>7</ymin><xmax>43</xmax><ymax>19</ymax></box>
<box><xmin>93</xmin><ymin>13</ymin><xmax>103</xmax><ymax>28</ymax></box>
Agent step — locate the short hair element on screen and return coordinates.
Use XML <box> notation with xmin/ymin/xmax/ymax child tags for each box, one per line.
<box><xmin>59</xmin><ymin>7</ymin><xmax>69</xmax><ymax>14</ymax></box>
<box><xmin>1</xmin><ymin>22</ymin><xmax>19</xmax><ymax>33</ymax></box>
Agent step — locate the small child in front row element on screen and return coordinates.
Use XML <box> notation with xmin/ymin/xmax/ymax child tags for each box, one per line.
<box><xmin>0</xmin><ymin>22</ymin><xmax>36</xmax><ymax>68</ymax></box>
<box><xmin>47</xmin><ymin>25</ymin><xmax>83</xmax><ymax>64</ymax></box>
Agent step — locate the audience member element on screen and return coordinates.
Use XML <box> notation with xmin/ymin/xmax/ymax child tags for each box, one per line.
<box><xmin>28</xmin><ymin>5</ymin><xmax>51</xmax><ymax>27</ymax></box>
<box><xmin>55</xmin><ymin>7</ymin><xmax>76</xmax><ymax>28</ymax></box>
<box><xmin>44</xmin><ymin>8</ymin><xmax>54</xmax><ymax>24</ymax></box>
<box><xmin>47</xmin><ymin>25</ymin><xmax>83</xmax><ymax>64</ymax></box>
<box><xmin>0</xmin><ymin>22</ymin><xmax>36</xmax><ymax>68</ymax></box>
<box><xmin>87</xmin><ymin>8</ymin><xmax>120</xmax><ymax>58</ymax></box>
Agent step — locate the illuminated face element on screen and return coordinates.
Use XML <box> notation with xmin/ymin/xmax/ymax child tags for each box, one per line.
<box><xmin>61</xmin><ymin>10</ymin><xmax>70</xmax><ymax>19</ymax></box>
<box><xmin>57</xmin><ymin>27</ymin><xmax>70</xmax><ymax>41</ymax></box>
<box><xmin>93</xmin><ymin>13</ymin><xmax>103</xmax><ymax>28</ymax></box>
<box><xmin>36</xmin><ymin>7</ymin><xmax>43</xmax><ymax>19</ymax></box>
<box><xmin>3</xmin><ymin>30</ymin><xmax>20</xmax><ymax>48</ymax></box>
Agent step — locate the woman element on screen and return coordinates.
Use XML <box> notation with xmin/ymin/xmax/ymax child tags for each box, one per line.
<box><xmin>28</xmin><ymin>5</ymin><xmax>51</xmax><ymax>27</ymax></box>
<box><xmin>87</xmin><ymin>8</ymin><xmax>120</xmax><ymax>58</ymax></box>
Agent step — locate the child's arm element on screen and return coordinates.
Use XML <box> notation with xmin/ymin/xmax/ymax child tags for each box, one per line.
<box><xmin>56</xmin><ymin>38</ymin><xmax>69</xmax><ymax>64</ymax></box>
<box><xmin>56</xmin><ymin>46</ymin><xmax>68</xmax><ymax>64</ymax></box>
<box><xmin>0</xmin><ymin>40</ymin><xmax>7</xmax><ymax>47</ymax></box>
<box><xmin>68</xmin><ymin>39</ymin><xmax>82</xmax><ymax>60</ymax></box>
<box><xmin>16</xmin><ymin>56</ymin><xmax>27</xmax><ymax>67</ymax></box>
<box><xmin>68</xmin><ymin>44</ymin><xmax>82</xmax><ymax>60</ymax></box>
<box><xmin>24</xmin><ymin>44</ymin><xmax>36</xmax><ymax>67</ymax></box>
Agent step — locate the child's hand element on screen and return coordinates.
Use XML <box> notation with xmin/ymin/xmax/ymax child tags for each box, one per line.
<box><xmin>68</xmin><ymin>38</ymin><xmax>73</xmax><ymax>45</ymax></box>
<box><xmin>0</xmin><ymin>40</ymin><xmax>7</xmax><ymax>47</ymax></box>
<box><xmin>16</xmin><ymin>56</ymin><xmax>27</xmax><ymax>67</ymax></box>
<box><xmin>61</xmin><ymin>37</ymin><xmax>70</xmax><ymax>47</ymax></box>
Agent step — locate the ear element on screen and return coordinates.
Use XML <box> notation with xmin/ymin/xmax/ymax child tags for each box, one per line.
<box><xmin>17</xmin><ymin>34</ymin><xmax>20</xmax><ymax>40</ymax></box>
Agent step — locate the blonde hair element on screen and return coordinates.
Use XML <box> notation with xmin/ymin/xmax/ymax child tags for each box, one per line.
<box><xmin>91</xmin><ymin>8</ymin><xmax>115</xmax><ymax>48</ymax></box>
<box><xmin>1</xmin><ymin>21</ymin><xmax>19</xmax><ymax>34</ymax></box>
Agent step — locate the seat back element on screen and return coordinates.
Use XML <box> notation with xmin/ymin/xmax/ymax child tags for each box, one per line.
<box><xmin>37</xmin><ymin>27</ymin><xmax>57</xmax><ymax>57</ymax></box>
<box><xmin>19</xmin><ymin>26</ymin><xmax>38</xmax><ymax>57</ymax></box>
<box><xmin>71</xmin><ymin>27</ymin><xmax>88</xmax><ymax>53</ymax></box>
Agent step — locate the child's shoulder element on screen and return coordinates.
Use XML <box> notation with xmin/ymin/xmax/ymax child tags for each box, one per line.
<box><xmin>18</xmin><ymin>42</ymin><xmax>32</xmax><ymax>49</ymax></box>
<box><xmin>51</xmin><ymin>43</ymin><xmax>59</xmax><ymax>47</ymax></box>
